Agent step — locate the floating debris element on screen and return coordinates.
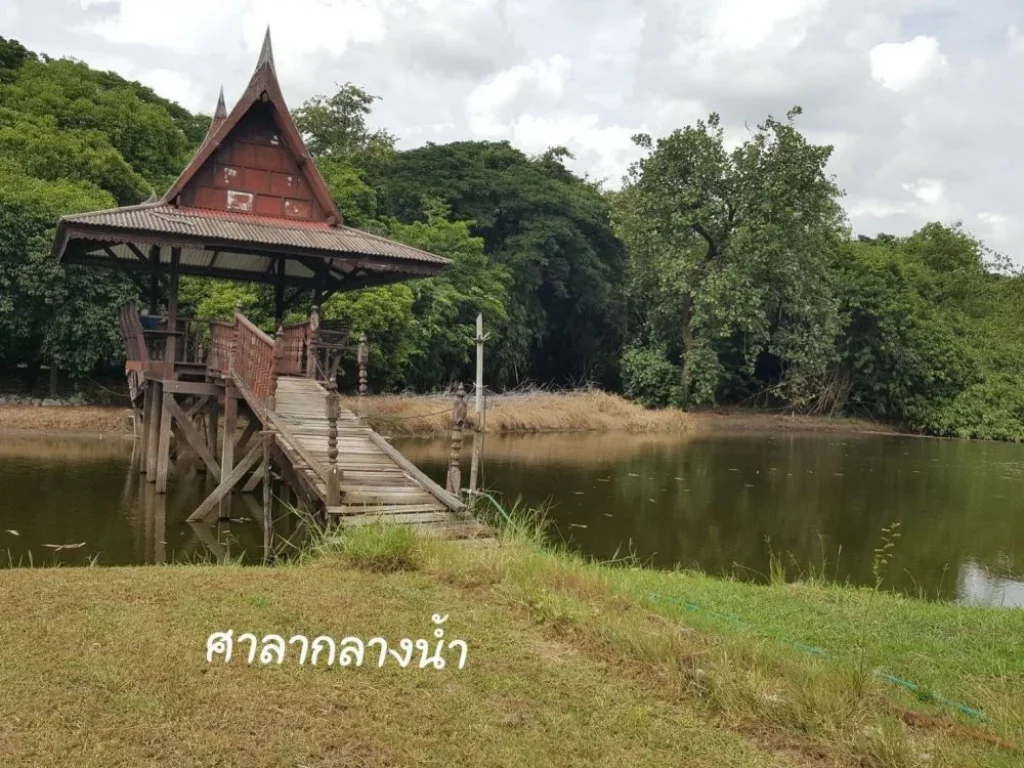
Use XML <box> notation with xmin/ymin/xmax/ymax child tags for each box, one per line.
<box><xmin>674</xmin><ymin>477</ymin><xmax>685</xmax><ymax>481</ymax></box>
<box><xmin>832</xmin><ymin>473</ymin><xmax>844</xmax><ymax>477</ymax></box>
<box><xmin>744</xmin><ymin>484</ymin><xmax>755</xmax><ymax>488</ymax></box>
<box><xmin>573</xmin><ymin>491</ymin><xmax>585</xmax><ymax>496</ymax></box>
<box><xmin>728</xmin><ymin>468</ymin><xmax>739</xmax><ymax>472</ymax></box>
<box><xmin>603</xmin><ymin>514</ymin><xmax>614</xmax><ymax>518</ymax></box>
<box><xmin>569</xmin><ymin>523</ymin><xmax>588</xmax><ymax>529</ymax></box>
<box><xmin>597</xmin><ymin>478</ymin><xmax>611</xmax><ymax>482</ymax></box>
<box><xmin>649</xmin><ymin>498</ymin><xmax>656</xmax><ymax>503</ymax></box>
<box><xmin>5</xmin><ymin>529</ymin><xmax>19</xmax><ymax>537</ymax></box>
<box><xmin>627</xmin><ymin>473</ymin><xmax>640</xmax><ymax>478</ymax></box>
<box><xmin>42</xmin><ymin>542</ymin><xmax>86</xmax><ymax>552</ymax></box>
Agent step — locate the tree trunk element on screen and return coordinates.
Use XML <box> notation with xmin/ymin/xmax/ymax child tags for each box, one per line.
<box><xmin>680</xmin><ymin>294</ymin><xmax>694</xmax><ymax>409</ymax></box>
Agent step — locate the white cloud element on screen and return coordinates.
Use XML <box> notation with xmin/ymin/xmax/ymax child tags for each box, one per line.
<box><xmin>510</xmin><ymin>114</ymin><xmax>644</xmax><ymax>182</ymax></box>
<box><xmin>136</xmin><ymin>69</ymin><xmax>207</xmax><ymax>112</ymax></box>
<box><xmin>242</xmin><ymin>0</ymin><xmax>387</xmax><ymax>73</ymax></box>
<box><xmin>1009</xmin><ymin>25</ymin><xmax>1024</xmax><ymax>56</ymax></box>
<box><xmin>869</xmin><ymin>36</ymin><xmax>948</xmax><ymax>92</ymax></box>
<box><xmin>903</xmin><ymin>178</ymin><xmax>945</xmax><ymax>205</ymax></box>
<box><xmin>84</xmin><ymin>0</ymin><xmax>244</xmax><ymax>55</ymax></box>
<box><xmin>707</xmin><ymin>0</ymin><xmax>826</xmax><ymax>52</ymax></box>
<box><xmin>467</xmin><ymin>55</ymin><xmax>571</xmax><ymax>136</ymax></box>
<box><xmin>0</xmin><ymin>0</ymin><xmax>17</xmax><ymax>23</ymax></box>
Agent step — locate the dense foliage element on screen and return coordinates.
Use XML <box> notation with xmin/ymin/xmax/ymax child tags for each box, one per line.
<box><xmin>2</xmin><ymin>36</ymin><xmax>1023</xmax><ymax>439</ymax></box>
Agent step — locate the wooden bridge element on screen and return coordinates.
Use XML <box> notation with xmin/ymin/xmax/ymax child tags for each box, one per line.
<box><xmin>126</xmin><ymin>306</ymin><xmax>492</xmax><ymax>541</ymax></box>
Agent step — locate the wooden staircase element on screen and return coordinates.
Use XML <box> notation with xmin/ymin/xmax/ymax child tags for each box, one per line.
<box><xmin>271</xmin><ymin>376</ymin><xmax>493</xmax><ymax>540</ymax></box>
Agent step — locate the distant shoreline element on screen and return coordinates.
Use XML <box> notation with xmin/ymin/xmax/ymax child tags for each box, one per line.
<box><xmin>0</xmin><ymin>393</ymin><xmax>911</xmax><ymax>440</ymax></box>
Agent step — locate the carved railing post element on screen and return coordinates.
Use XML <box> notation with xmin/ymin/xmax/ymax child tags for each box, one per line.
<box><xmin>446</xmin><ymin>383</ymin><xmax>467</xmax><ymax>496</ymax></box>
<box><xmin>357</xmin><ymin>333</ymin><xmax>368</xmax><ymax>397</ymax></box>
<box><xmin>326</xmin><ymin>381</ymin><xmax>341</xmax><ymax>506</ymax></box>
<box><xmin>307</xmin><ymin>305</ymin><xmax>320</xmax><ymax>380</ymax></box>
<box><xmin>269</xmin><ymin>324</ymin><xmax>284</xmax><ymax>412</ymax></box>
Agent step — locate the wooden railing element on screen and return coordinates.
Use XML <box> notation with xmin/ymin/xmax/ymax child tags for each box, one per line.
<box><xmin>207</xmin><ymin>320</ymin><xmax>236</xmax><ymax>377</ymax></box>
<box><xmin>232</xmin><ymin>313</ymin><xmax>276</xmax><ymax>412</ymax></box>
<box><xmin>278</xmin><ymin>322</ymin><xmax>309</xmax><ymax>376</ymax></box>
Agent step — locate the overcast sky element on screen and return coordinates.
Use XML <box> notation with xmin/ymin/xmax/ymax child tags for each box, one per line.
<box><xmin>3</xmin><ymin>0</ymin><xmax>1024</xmax><ymax>260</ymax></box>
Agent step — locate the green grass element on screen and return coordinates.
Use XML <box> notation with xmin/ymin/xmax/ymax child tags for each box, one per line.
<box><xmin>1</xmin><ymin>522</ymin><xmax>1022</xmax><ymax>767</ymax></box>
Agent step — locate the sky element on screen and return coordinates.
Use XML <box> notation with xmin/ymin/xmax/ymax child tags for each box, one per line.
<box><xmin>3</xmin><ymin>0</ymin><xmax>1024</xmax><ymax>261</ymax></box>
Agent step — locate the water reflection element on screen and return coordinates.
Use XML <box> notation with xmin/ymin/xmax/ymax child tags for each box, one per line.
<box><xmin>0</xmin><ymin>434</ymin><xmax>284</xmax><ymax>567</ymax></box>
<box><xmin>959</xmin><ymin>561</ymin><xmax>1024</xmax><ymax>608</ymax></box>
<box><xmin>398</xmin><ymin>431</ymin><xmax>1024</xmax><ymax>606</ymax></box>
<box><xmin>3</xmin><ymin>430</ymin><xmax>1023</xmax><ymax>608</ymax></box>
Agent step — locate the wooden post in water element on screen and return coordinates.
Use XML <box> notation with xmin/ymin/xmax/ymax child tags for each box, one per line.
<box><xmin>262</xmin><ymin>430</ymin><xmax>274</xmax><ymax>562</ymax></box>
<box><xmin>446</xmin><ymin>383</ymin><xmax>467</xmax><ymax>496</ymax></box>
<box><xmin>326</xmin><ymin>381</ymin><xmax>341</xmax><ymax>507</ymax></box>
<box><xmin>219</xmin><ymin>387</ymin><xmax>237</xmax><ymax>520</ymax></box>
<box><xmin>469</xmin><ymin>314</ymin><xmax>488</xmax><ymax>495</ymax></box>
<box><xmin>357</xmin><ymin>333</ymin><xmax>368</xmax><ymax>397</ymax></box>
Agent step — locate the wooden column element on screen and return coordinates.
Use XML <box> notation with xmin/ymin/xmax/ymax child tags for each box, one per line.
<box><xmin>148</xmin><ymin>245</ymin><xmax>160</xmax><ymax>315</ymax></box>
<box><xmin>274</xmin><ymin>257</ymin><xmax>286</xmax><ymax>326</ymax></box>
<box><xmin>155</xmin><ymin>388</ymin><xmax>173</xmax><ymax>494</ymax></box>
<box><xmin>269</xmin><ymin>325</ymin><xmax>284</xmax><ymax>412</ymax></box>
<box><xmin>357</xmin><ymin>333</ymin><xmax>368</xmax><ymax>397</ymax></box>
<box><xmin>326</xmin><ymin>381</ymin><xmax>341</xmax><ymax>506</ymax></box>
<box><xmin>469</xmin><ymin>314</ymin><xmax>488</xmax><ymax>495</ymax></box>
<box><xmin>139</xmin><ymin>382</ymin><xmax>154</xmax><ymax>475</ymax></box>
<box><xmin>262</xmin><ymin>431</ymin><xmax>274</xmax><ymax>562</ymax></box>
<box><xmin>165</xmin><ymin>247</ymin><xmax>181</xmax><ymax>366</ymax></box>
<box><xmin>205</xmin><ymin>393</ymin><xmax>219</xmax><ymax>461</ymax></box>
<box><xmin>145</xmin><ymin>381</ymin><xmax>161</xmax><ymax>480</ymax></box>
<box><xmin>446</xmin><ymin>384</ymin><xmax>467</xmax><ymax>496</ymax></box>
<box><xmin>306</xmin><ymin>305</ymin><xmax>320</xmax><ymax>380</ymax></box>
<box><xmin>219</xmin><ymin>388</ymin><xmax>237</xmax><ymax>519</ymax></box>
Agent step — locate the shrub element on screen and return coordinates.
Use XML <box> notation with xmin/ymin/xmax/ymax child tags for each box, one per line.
<box><xmin>620</xmin><ymin>346</ymin><xmax>682</xmax><ymax>409</ymax></box>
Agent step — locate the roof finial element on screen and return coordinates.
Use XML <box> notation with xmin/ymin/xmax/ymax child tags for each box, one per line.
<box><xmin>258</xmin><ymin>26</ymin><xmax>274</xmax><ymax>69</ymax></box>
<box><xmin>214</xmin><ymin>85</ymin><xmax>227</xmax><ymax>120</ymax></box>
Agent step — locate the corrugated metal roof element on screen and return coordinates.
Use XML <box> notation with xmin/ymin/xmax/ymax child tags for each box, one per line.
<box><xmin>59</xmin><ymin>204</ymin><xmax>449</xmax><ymax>266</ymax></box>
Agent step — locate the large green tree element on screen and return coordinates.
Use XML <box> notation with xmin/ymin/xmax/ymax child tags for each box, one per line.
<box><xmin>615</xmin><ymin>109</ymin><xmax>845</xmax><ymax>407</ymax></box>
<box><xmin>375</xmin><ymin>141</ymin><xmax>626</xmax><ymax>387</ymax></box>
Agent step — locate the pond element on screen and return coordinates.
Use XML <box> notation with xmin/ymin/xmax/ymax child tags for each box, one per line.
<box><xmin>1</xmin><ymin>429</ymin><xmax>1022</xmax><ymax>606</ymax></box>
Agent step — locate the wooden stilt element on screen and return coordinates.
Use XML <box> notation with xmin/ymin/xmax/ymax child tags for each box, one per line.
<box><xmin>155</xmin><ymin>388</ymin><xmax>173</xmax><ymax>494</ymax></box>
<box><xmin>188</xmin><ymin>441</ymin><xmax>264</xmax><ymax>521</ymax></box>
<box><xmin>165</xmin><ymin>393</ymin><xmax>221</xmax><ymax>477</ymax></box>
<box><xmin>146</xmin><ymin>381</ymin><xmax>162</xmax><ymax>481</ymax></box>
<box><xmin>205</xmin><ymin>394</ymin><xmax>219</xmax><ymax>459</ymax></box>
<box><xmin>219</xmin><ymin>388</ymin><xmax>237</xmax><ymax>519</ymax></box>
<box><xmin>139</xmin><ymin>383</ymin><xmax>154</xmax><ymax>474</ymax></box>
<box><xmin>262</xmin><ymin>431</ymin><xmax>273</xmax><ymax>561</ymax></box>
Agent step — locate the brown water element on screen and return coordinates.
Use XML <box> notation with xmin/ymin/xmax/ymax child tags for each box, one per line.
<box><xmin>1</xmin><ymin>430</ymin><xmax>1022</xmax><ymax>606</ymax></box>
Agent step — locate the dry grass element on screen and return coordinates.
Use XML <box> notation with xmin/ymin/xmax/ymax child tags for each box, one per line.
<box><xmin>342</xmin><ymin>390</ymin><xmax>693</xmax><ymax>437</ymax></box>
<box><xmin>0</xmin><ymin>559</ymin><xmax>778</xmax><ymax>768</ymax></box>
<box><xmin>1</xmin><ymin>528</ymin><xmax>1021</xmax><ymax>766</ymax></box>
<box><xmin>0</xmin><ymin>405</ymin><xmax>134</xmax><ymax>436</ymax></box>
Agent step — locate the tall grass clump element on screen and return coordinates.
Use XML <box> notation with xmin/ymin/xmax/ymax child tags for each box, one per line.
<box><xmin>306</xmin><ymin>521</ymin><xmax>421</xmax><ymax>573</ymax></box>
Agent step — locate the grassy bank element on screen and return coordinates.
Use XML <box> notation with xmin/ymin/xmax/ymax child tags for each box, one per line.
<box><xmin>1</xmin><ymin>525</ymin><xmax>1020</xmax><ymax>767</ymax></box>
<box><xmin>343</xmin><ymin>390</ymin><xmax>691</xmax><ymax>436</ymax></box>
<box><xmin>0</xmin><ymin>404</ymin><xmax>133</xmax><ymax>435</ymax></box>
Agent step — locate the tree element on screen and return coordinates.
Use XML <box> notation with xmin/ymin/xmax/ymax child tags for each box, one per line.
<box><xmin>375</xmin><ymin>141</ymin><xmax>626</xmax><ymax>387</ymax></box>
<box><xmin>615</xmin><ymin>109</ymin><xmax>845</xmax><ymax>406</ymax></box>
<box><xmin>322</xmin><ymin>202</ymin><xmax>509</xmax><ymax>391</ymax></box>
<box><xmin>293</xmin><ymin>83</ymin><xmax>396</xmax><ymax>165</ymax></box>
<box><xmin>0</xmin><ymin>164</ymin><xmax>138</xmax><ymax>384</ymax></box>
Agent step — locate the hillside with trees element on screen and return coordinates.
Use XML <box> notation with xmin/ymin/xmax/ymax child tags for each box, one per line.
<box><xmin>1</xmin><ymin>36</ymin><xmax>1022</xmax><ymax>439</ymax></box>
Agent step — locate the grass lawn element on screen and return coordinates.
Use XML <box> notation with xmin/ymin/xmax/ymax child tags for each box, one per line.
<box><xmin>1</xmin><ymin>528</ymin><xmax>1021</xmax><ymax>767</ymax></box>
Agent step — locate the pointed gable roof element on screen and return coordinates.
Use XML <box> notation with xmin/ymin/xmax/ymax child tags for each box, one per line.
<box><xmin>160</xmin><ymin>28</ymin><xmax>342</xmax><ymax>226</ymax></box>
